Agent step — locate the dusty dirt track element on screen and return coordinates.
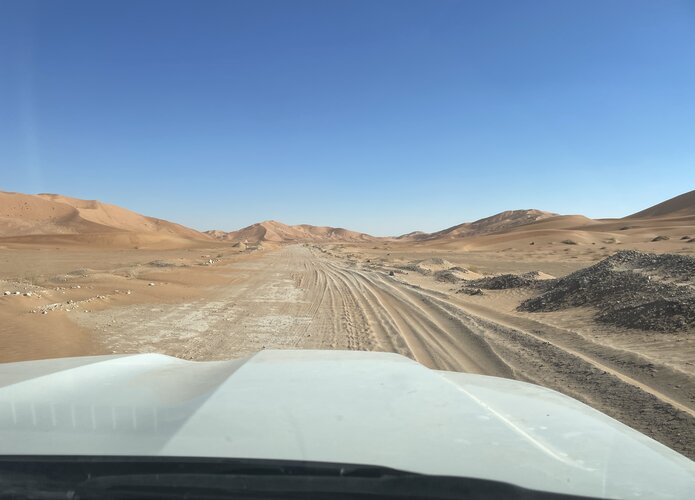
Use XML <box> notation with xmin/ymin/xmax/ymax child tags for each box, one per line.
<box><xmin>1</xmin><ymin>243</ymin><xmax>693</xmax><ymax>459</ymax></box>
<box><xmin>67</xmin><ymin>244</ymin><xmax>695</xmax><ymax>459</ymax></box>
<box><xmin>79</xmin><ymin>245</ymin><xmax>512</xmax><ymax>375</ymax></box>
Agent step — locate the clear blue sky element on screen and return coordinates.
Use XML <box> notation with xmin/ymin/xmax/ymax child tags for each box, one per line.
<box><xmin>1</xmin><ymin>0</ymin><xmax>694</xmax><ymax>235</ymax></box>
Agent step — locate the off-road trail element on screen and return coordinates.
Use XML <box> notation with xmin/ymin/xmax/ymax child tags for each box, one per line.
<box><xmin>76</xmin><ymin>245</ymin><xmax>695</xmax><ymax>458</ymax></box>
<box><xmin>80</xmin><ymin>245</ymin><xmax>511</xmax><ymax>375</ymax></box>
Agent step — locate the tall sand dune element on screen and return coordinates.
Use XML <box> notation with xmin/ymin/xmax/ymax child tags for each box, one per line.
<box><xmin>627</xmin><ymin>189</ymin><xmax>695</xmax><ymax>219</ymax></box>
<box><xmin>206</xmin><ymin>220</ymin><xmax>375</xmax><ymax>243</ymax></box>
<box><xmin>0</xmin><ymin>191</ymin><xmax>211</xmax><ymax>248</ymax></box>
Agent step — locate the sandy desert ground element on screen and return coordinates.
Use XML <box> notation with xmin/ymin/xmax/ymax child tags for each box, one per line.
<box><xmin>1</xmin><ymin>189</ymin><xmax>694</xmax><ymax>458</ymax></box>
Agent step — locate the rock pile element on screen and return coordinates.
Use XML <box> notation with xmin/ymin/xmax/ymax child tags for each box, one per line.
<box><xmin>396</xmin><ymin>258</ymin><xmax>455</xmax><ymax>276</ymax></box>
<box><xmin>518</xmin><ymin>251</ymin><xmax>695</xmax><ymax>331</ymax></box>
<box><xmin>467</xmin><ymin>272</ymin><xmax>547</xmax><ymax>290</ymax></box>
<box><xmin>148</xmin><ymin>260</ymin><xmax>176</xmax><ymax>268</ymax></box>
<box><xmin>434</xmin><ymin>267</ymin><xmax>476</xmax><ymax>283</ymax></box>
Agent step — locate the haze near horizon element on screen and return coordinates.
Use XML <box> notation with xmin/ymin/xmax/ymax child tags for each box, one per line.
<box><xmin>2</xmin><ymin>0</ymin><xmax>694</xmax><ymax>235</ymax></box>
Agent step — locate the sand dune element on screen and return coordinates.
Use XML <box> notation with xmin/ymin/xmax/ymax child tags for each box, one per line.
<box><xmin>396</xmin><ymin>213</ymin><xmax>608</xmax><ymax>250</ymax></box>
<box><xmin>37</xmin><ymin>194</ymin><xmax>207</xmax><ymax>240</ymax></box>
<box><xmin>627</xmin><ymin>189</ymin><xmax>695</xmax><ymax>219</ymax></box>
<box><xmin>207</xmin><ymin>209</ymin><xmax>560</xmax><ymax>245</ymax></box>
<box><xmin>0</xmin><ymin>191</ymin><xmax>211</xmax><ymax>248</ymax></box>
<box><xmin>505</xmin><ymin>214</ymin><xmax>598</xmax><ymax>232</ymax></box>
<box><xmin>0</xmin><ymin>192</ymin><xmax>109</xmax><ymax>236</ymax></box>
<box><xmin>7</xmin><ymin>188</ymin><xmax>695</xmax><ymax>250</ymax></box>
<box><xmin>202</xmin><ymin>189</ymin><xmax>695</xmax><ymax>249</ymax></box>
<box><xmin>399</xmin><ymin>209</ymin><xmax>557</xmax><ymax>241</ymax></box>
<box><xmin>206</xmin><ymin>220</ymin><xmax>375</xmax><ymax>243</ymax></box>
<box><xmin>405</xmin><ymin>191</ymin><xmax>695</xmax><ymax>250</ymax></box>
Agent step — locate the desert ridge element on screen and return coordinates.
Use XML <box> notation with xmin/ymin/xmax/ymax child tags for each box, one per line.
<box><xmin>627</xmin><ymin>189</ymin><xmax>695</xmax><ymax>219</ymax></box>
<box><xmin>204</xmin><ymin>220</ymin><xmax>376</xmax><ymax>244</ymax></box>
<box><xmin>398</xmin><ymin>209</ymin><xmax>559</xmax><ymax>241</ymax></box>
<box><xmin>204</xmin><ymin>189</ymin><xmax>695</xmax><ymax>253</ymax></box>
<box><xmin>389</xmin><ymin>190</ymin><xmax>695</xmax><ymax>252</ymax></box>
<box><xmin>0</xmin><ymin>191</ymin><xmax>213</xmax><ymax>249</ymax></box>
<box><xmin>2</xmin><ymin>188</ymin><xmax>695</xmax><ymax>252</ymax></box>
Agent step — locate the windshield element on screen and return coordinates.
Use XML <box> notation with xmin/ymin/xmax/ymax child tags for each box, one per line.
<box><xmin>0</xmin><ymin>1</ymin><xmax>694</xmax><ymax>498</ymax></box>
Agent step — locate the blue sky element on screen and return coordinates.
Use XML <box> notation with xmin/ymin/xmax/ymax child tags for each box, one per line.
<box><xmin>1</xmin><ymin>0</ymin><xmax>694</xmax><ymax>235</ymax></box>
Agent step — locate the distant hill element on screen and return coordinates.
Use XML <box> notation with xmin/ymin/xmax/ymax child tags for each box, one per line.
<box><xmin>5</xmin><ymin>188</ymin><xmax>693</xmax><ymax>249</ymax></box>
<box><xmin>0</xmin><ymin>191</ymin><xmax>211</xmax><ymax>247</ymax></box>
<box><xmin>395</xmin><ymin>231</ymin><xmax>428</xmax><ymax>241</ymax></box>
<box><xmin>398</xmin><ymin>209</ymin><xmax>557</xmax><ymax>241</ymax></box>
<box><xmin>205</xmin><ymin>220</ymin><xmax>376</xmax><ymax>243</ymax></box>
<box><xmin>626</xmin><ymin>189</ymin><xmax>695</xmax><ymax>219</ymax></box>
<box><xmin>395</xmin><ymin>190</ymin><xmax>695</xmax><ymax>250</ymax></box>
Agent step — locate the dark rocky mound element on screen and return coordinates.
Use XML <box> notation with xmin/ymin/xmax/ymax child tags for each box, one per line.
<box><xmin>148</xmin><ymin>260</ymin><xmax>176</xmax><ymax>268</ymax></box>
<box><xmin>434</xmin><ymin>270</ymin><xmax>463</xmax><ymax>283</ymax></box>
<box><xmin>518</xmin><ymin>251</ymin><xmax>695</xmax><ymax>332</ymax></box>
<box><xmin>468</xmin><ymin>272</ymin><xmax>546</xmax><ymax>290</ymax></box>
<box><xmin>433</xmin><ymin>268</ymin><xmax>476</xmax><ymax>283</ymax></box>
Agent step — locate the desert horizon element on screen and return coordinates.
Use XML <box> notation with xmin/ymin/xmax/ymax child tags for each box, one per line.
<box><xmin>1</xmin><ymin>187</ymin><xmax>694</xmax><ymax>459</ymax></box>
<box><xmin>4</xmin><ymin>188</ymin><xmax>695</xmax><ymax>243</ymax></box>
<box><xmin>2</xmin><ymin>2</ymin><xmax>694</xmax><ymax>493</ymax></box>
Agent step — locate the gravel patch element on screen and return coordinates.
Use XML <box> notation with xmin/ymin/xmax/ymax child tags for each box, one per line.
<box><xmin>466</xmin><ymin>271</ymin><xmax>550</xmax><ymax>290</ymax></box>
<box><xmin>518</xmin><ymin>251</ymin><xmax>695</xmax><ymax>332</ymax></box>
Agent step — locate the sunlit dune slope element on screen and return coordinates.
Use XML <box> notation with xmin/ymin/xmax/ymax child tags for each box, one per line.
<box><xmin>397</xmin><ymin>209</ymin><xmax>558</xmax><ymax>242</ymax></box>
<box><xmin>398</xmin><ymin>190</ymin><xmax>695</xmax><ymax>251</ymax></box>
<box><xmin>205</xmin><ymin>220</ymin><xmax>376</xmax><ymax>243</ymax></box>
<box><xmin>0</xmin><ymin>191</ymin><xmax>211</xmax><ymax>248</ymax></box>
<box><xmin>627</xmin><ymin>189</ymin><xmax>695</xmax><ymax>219</ymax></box>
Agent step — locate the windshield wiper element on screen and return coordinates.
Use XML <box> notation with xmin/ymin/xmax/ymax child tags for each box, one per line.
<box><xmin>0</xmin><ymin>456</ymin><xmax>598</xmax><ymax>499</ymax></box>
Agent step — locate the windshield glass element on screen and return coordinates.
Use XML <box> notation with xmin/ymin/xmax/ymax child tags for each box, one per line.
<box><xmin>0</xmin><ymin>1</ymin><xmax>694</xmax><ymax>498</ymax></box>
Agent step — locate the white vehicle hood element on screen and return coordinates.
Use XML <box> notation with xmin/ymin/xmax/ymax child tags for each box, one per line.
<box><xmin>0</xmin><ymin>349</ymin><xmax>693</xmax><ymax>498</ymax></box>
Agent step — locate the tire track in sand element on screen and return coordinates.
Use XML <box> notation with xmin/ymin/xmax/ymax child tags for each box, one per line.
<box><xmin>306</xmin><ymin>250</ymin><xmax>513</xmax><ymax>376</ymax></box>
